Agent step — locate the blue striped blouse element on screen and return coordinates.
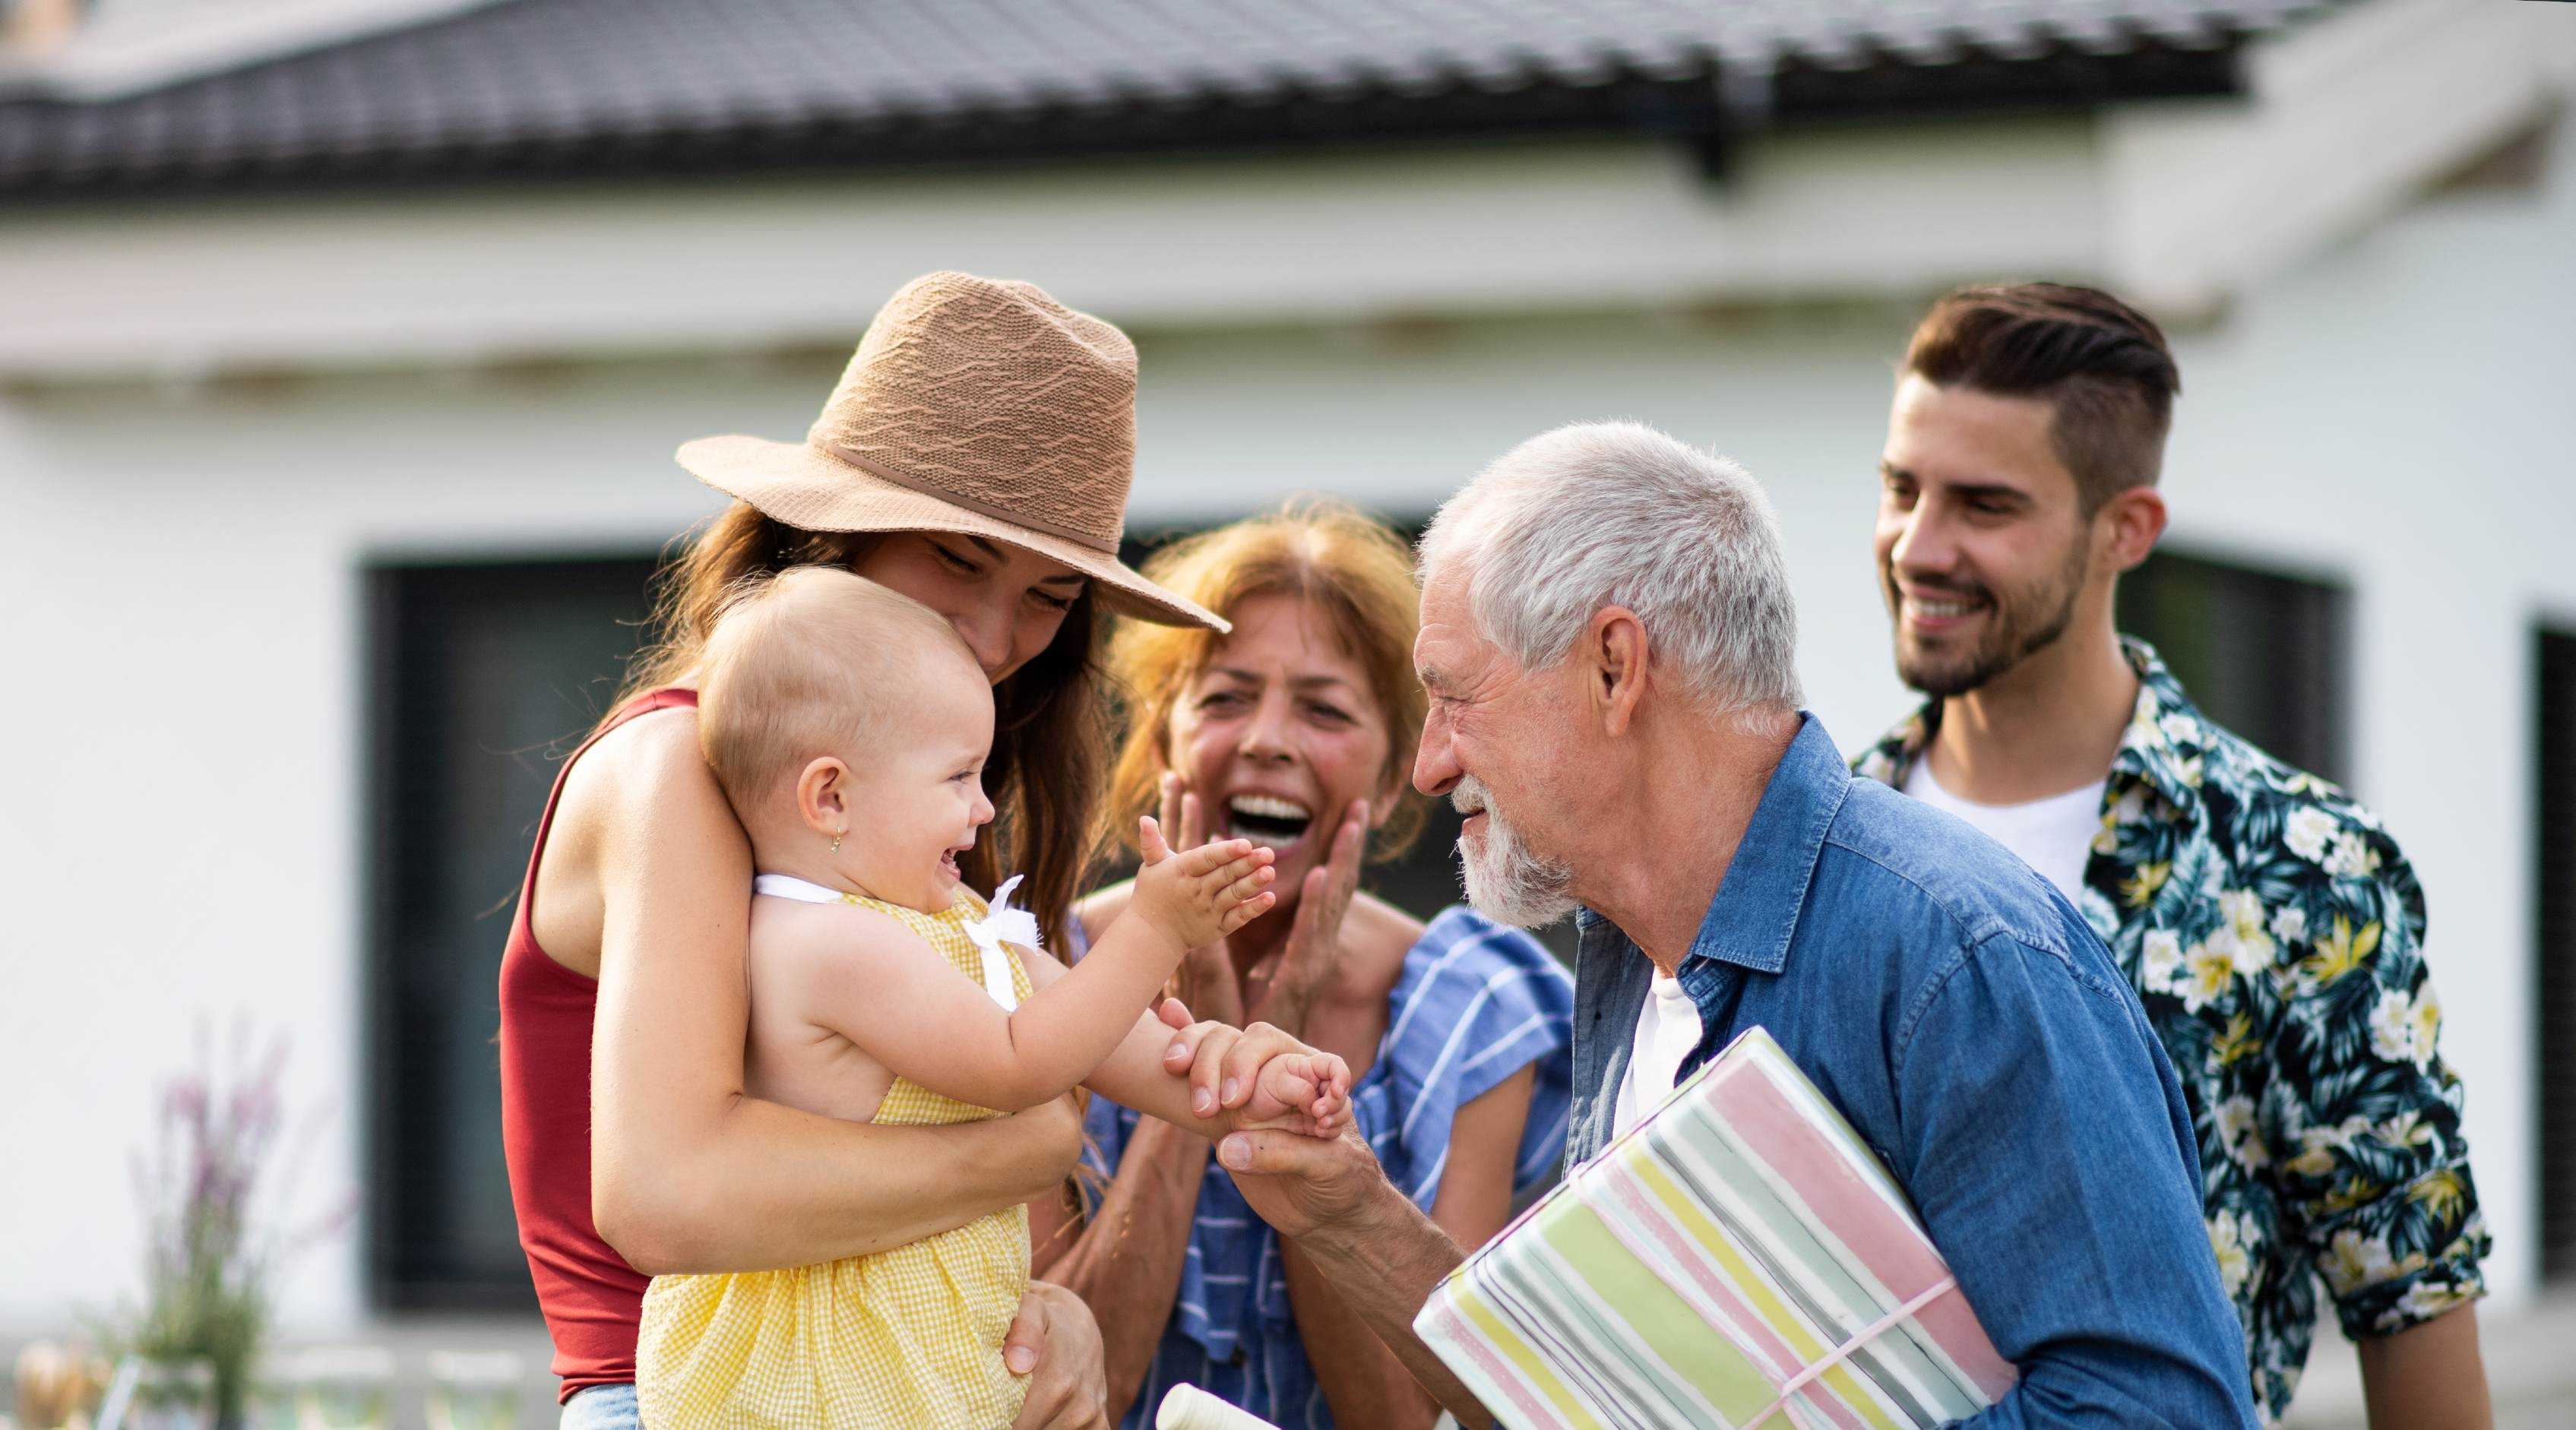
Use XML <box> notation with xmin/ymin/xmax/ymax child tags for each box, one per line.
<box><xmin>1076</xmin><ymin>906</ymin><xmax>1576</xmax><ymax>1429</ymax></box>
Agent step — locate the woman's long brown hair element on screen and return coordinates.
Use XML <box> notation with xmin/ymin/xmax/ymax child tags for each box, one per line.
<box><xmin>609</xmin><ymin>500</ymin><xmax>1107</xmax><ymax>949</ymax></box>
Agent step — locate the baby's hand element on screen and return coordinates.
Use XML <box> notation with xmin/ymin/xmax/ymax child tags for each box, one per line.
<box><xmin>1131</xmin><ymin>815</ymin><xmax>1277</xmax><ymax>951</ymax></box>
<box><xmin>1239</xmin><ymin>1049</ymin><xmax>1354</xmax><ymax>1138</ymax></box>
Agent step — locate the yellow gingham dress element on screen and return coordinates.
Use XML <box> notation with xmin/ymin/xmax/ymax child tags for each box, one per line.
<box><xmin>635</xmin><ymin>886</ymin><xmax>1037</xmax><ymax>1428</ymax></box>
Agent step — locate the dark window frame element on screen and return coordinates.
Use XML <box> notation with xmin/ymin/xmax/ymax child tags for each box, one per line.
<box><xmin>2535</xmin><ymin>624</ymin><xmax>2576</xmax><ymax>1284</ymax></box>
<box><xmin>2122</xmin><ymin>545</ymin><xmax>2352</xmax><ymax>789</ymax></box>
<box><xmin>362</xmin><ymin>552</ymin><xmax>659</xmax><ymax>1311</ymax></box>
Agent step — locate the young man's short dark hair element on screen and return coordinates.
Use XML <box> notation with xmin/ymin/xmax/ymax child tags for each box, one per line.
<box><xmin>1904</xmin><ymin>283</ymin><xmax>2182</xmax><ymax>514</ymax></box>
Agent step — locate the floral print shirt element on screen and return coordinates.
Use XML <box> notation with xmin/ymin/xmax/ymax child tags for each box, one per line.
<box><xmin>1857</xmin><ymin>639</ymin><xmax>2487</xmax><ymax>1424</ymax></box>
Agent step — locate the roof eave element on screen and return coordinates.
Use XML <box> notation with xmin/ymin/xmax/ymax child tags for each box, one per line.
<box><xmin>0</xmin><ymin>36</ymin><xmax>2266</xmax><ymax>202</ymax></box>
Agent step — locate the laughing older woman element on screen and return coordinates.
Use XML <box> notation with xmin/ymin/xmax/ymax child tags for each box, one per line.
<box><xmin>1029</xmin><ymin>501</ymin><xmax>1574</xmax><ymax>1428</ymax></box>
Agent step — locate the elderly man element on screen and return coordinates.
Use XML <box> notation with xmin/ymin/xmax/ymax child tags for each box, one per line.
<box><xmin>1207</xmin><ymin>422</ymin><xmax>2258</xmax><ymax>1426</ymax></box>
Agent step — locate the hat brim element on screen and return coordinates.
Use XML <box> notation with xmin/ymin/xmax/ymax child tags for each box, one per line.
<box><xmin>676</xmin><ymin>434</ymin><xmax>1226</xmax><ymax>632</ymax></box>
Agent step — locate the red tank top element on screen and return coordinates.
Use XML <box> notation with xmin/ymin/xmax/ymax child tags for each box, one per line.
<box><xmin>498</xmin><ymin>686</ymin><xmax>696</xmax><ymax>1402</ymax></box>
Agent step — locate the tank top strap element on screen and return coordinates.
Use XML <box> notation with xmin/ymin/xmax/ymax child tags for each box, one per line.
<box><xmin>508</xmin><ymin>685</ymin><xmax>698</xmax><ymax>960</ymax></box>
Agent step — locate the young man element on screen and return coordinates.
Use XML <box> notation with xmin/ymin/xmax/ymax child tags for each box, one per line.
<box><xmin>1858</xmin><ymin>283</ymin><xmax>2491</xmax><ymax>1425</ymax></box>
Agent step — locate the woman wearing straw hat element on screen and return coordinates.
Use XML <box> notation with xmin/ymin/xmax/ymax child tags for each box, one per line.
<box><xmin>498</xmin><ymin>272</ymin><xmax>1299</xmax><ymax>1429</ymax></box>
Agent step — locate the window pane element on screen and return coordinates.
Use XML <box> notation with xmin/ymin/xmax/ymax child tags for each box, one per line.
<box><xmin>366</xmin><ymin>555</ymin><xmax>657</xmax><ymax>1308</ymax></box>
<box><xmin>2120</xmin><ymin>549</ymin><xmax>2350</xmax><ymax>787</ymax></box>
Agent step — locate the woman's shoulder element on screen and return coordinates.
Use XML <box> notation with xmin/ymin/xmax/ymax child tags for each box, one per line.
<box><xmin>1344</xmin><ymin>891</ymin><xmax>1427</xmax><ymax>951</ymax></box>
<box><xmin>1391</xmin><ymin>903</ymin><xmax>1572</xmax><ymax>992</ymax></box>
<box><xmin>1375</xmin><ymin>903</ymin><xmax>1574</xmax><ymax>1071</ymax></box>
<box><xmin>557</xmin><ymin>699</ymin><xmax>710</xmax><ymax>813</ymax></box>
<box><xmin>1330</xmin><ymin>892</ymin><xmax>1423</xmax><ymax>995</ymax></box>
<box><xmin>546</xmin><ymin>697</ymin><xmax>743</xmax><ymax>885</ymax></box>
<box><xmin>527</xmin><ymin>693</ymin><xmax>737</xmax><ymax>973</ymax></box>
<box><xmin>1362</xmin><ymin>903</ymin><xmax>1579</xmax><ymax>1204</ymax></box>
<box><xmin>559</xmin><ymin>692</ymin><xmax>698</xmax><ymax>774</ymax></box>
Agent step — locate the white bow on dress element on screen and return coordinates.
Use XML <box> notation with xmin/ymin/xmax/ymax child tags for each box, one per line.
<box><xmin>957</xmin><ymin>874</ymin><xmax>1042</xmax><ymax>1011</ymax></box>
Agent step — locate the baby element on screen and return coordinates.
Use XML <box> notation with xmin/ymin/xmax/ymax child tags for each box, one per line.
<box><xmin>635</xmin><ymin>567</ymin><xmax>1351</xmax><ymax>1428</ymax></box>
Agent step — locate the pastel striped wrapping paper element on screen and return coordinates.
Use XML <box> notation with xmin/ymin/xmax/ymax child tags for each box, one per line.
<box><xmin>1413</xmin><ymin>1027</ymin><xmax>2018</xmax><ymax>1429</ymax></box>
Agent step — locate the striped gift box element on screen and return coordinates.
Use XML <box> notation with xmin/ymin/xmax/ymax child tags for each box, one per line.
<box><xmin>1414</xmin><ymin>1027</ymin><xmax>2017</xmax><ymax>1429</ymax></box>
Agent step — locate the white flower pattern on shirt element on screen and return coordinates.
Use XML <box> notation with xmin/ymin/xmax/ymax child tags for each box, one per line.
<box><xmin>1859</xmin><ymin>640</ymin><xmax>2487</xmax><ymax>1425</ymax></box>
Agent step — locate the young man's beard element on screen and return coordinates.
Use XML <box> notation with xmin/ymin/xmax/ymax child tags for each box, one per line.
<box><xmin>1452</xmin><ymin>776</ymin><xmax>1578</xmax><ymax>929</ymax></box>
<box><xmin>1887</xmin><ymin>536</ymin><xmax>2093</xmax><ymax>699</ymax></box>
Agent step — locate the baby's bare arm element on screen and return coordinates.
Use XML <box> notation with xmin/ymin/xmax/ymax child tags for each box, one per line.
<box><xmin>779</xmin><ymin>900</ymin><xmax>1198</xmax><ymax>1113</ymax></box>
<box><xmin>1016</xmin><ymin>950</ymin><xmax>1352</xmax><ymax>1139</ymax></box>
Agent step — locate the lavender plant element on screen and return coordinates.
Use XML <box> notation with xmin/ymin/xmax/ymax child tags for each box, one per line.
<box><xmin>115</xmin><ymin>1018</ymin><xmax>349</xmax><ymax>1425</ymax></box>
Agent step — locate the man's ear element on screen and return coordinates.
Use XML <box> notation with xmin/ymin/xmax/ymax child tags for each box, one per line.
<box><xmin>794</xmin><ymin>756</ymin><xmax>852</xmax><ymax>837</ymax></box>
<box><xmin>1587</xmin><ymin>606</ymin><xmax>1650</xmax><ymax>736</ymax></box>
<box><xmin>2097</xmin><ymin>485</ymin><xmax>2168</xmax><ymax>574</ymax></box>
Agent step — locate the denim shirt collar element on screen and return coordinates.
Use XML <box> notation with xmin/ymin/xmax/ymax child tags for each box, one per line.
<box><xmin>1565</xmin><ymin>713</ymin><xmax>1850</xmax><ymax>1163</ymax></box>
<box><xmin>1685</xmin><ymin>713</ymin><xmax>1850</xmax><ymax>976</ymax></box>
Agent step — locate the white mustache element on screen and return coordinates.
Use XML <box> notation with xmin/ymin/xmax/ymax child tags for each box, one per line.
<box><xmin>1451</xmin><ymin>775</ymin><xmax>1493</xmax><ymax>818</ymax></box>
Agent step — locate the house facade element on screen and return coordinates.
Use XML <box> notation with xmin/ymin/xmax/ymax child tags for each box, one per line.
<box><xmin>3</xmin><ymin>2</ymin><xmax>2571</xmax><ymax>1414</ymax></box>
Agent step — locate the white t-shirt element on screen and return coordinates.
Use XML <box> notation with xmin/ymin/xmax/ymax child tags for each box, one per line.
<box><xmin>1612</xmin><ymin>970</ymin><xmax>1704</xmax><ymax>1139</ymax></box>
<box><xmin>1903</xmin><ymin>759</ymin><xmax>2106</xmax><ymax>903</ymax></box>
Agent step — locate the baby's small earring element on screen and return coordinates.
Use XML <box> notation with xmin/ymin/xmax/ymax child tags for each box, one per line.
<box><xmin>830</xmin><ymin>832</ymin><xmax>843</xmax><ymax>854</ymax></box>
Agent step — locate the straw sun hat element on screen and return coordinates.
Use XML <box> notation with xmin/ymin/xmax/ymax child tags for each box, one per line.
<box><xmin>678</xmin><ymin>270</ymin><xmax>1224</xmax><ymax>631</ymax></box>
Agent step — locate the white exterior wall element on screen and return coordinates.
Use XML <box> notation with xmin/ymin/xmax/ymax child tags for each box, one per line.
<box><xmin>5</xmin><ymin>66</ymin><xmax>2571</xmax><ymax>1355</ymax></box>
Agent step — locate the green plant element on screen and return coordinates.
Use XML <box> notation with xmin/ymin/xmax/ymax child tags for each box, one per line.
<box><xmin>114</xmin><ymin>1019</ymin><xmax>347</xmax><ymax>1425</ymax></box>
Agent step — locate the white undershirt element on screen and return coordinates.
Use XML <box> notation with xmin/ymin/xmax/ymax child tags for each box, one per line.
<box><xmin>1903</xmin><ymin>760</ymin><xmax>2106</xmax><ymax>903</ymax></box>
<box><xmin>1613</xmin><ymin>970</ymin><xmax>1704</xmax><ymax>1139</ymax></box>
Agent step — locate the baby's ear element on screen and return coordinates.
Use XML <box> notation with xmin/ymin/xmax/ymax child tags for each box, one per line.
<box><xmin>795</xmin><ymin>756</ymin><xmax>852</xmax><ymax>833</ymax></box>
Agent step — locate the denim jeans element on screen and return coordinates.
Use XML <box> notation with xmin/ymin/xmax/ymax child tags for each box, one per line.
<box><xmin>559</xmin><ymin>1383</ymin><xmax>639</xmax><ymax>1430</ymax></box>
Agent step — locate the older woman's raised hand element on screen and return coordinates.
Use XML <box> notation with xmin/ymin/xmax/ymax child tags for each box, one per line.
<box><xmin>1157</xmin><ymin>771</ymin><xmax>1375</xmax><ymax>1039</ymax></box>
<box><xmin>1246</xmin><ymin>797</ymin><xmax>1369</xmax><ymax>1033</ymax></box>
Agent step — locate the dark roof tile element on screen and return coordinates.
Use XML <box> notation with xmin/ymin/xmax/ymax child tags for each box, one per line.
<box><xmin>0</xmin><ymin>0</ymin><xmax>2323</xmax><ymax>196</ymax></box>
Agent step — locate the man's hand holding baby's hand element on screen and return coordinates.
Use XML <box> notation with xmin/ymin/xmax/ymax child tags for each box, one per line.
<box><xmin>1156</xmin><ymin>1004</ymin><xmax>1353</xmax><ymax>1137</ymax></box>
<box><xmin>1242</xmin><ymin>1050</ymin><xmax>1353</xmax><ymax>1137</ymax></box>
<box><xmin>1133</xmin><ymin>815</ymin><xmax>1277</xmax><ymax>950</ymax></box>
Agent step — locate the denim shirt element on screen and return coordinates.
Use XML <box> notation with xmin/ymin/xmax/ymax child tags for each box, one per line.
<box><xmin>1566</xmin><ymin>716</ymin><xmax>2258</xmax><ymax>1428</ymax></box>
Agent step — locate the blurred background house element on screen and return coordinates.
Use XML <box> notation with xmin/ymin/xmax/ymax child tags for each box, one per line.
<box><xmin>5</xmin><ymin>0</ymin><xmax>2574</xmax><ymax>1422</ymax></box>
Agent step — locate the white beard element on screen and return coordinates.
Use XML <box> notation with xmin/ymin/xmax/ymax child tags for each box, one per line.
<box><xmin>1453</xmin><ymin>775</ymin><xmax>1577</xmax><ymax>929</ymax></box>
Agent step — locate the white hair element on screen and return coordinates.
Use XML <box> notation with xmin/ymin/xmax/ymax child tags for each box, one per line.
<box><xmin>1419</xmin><ymin>420</ymin><xmax>1802</xmax><ymax>720</ymax></box>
